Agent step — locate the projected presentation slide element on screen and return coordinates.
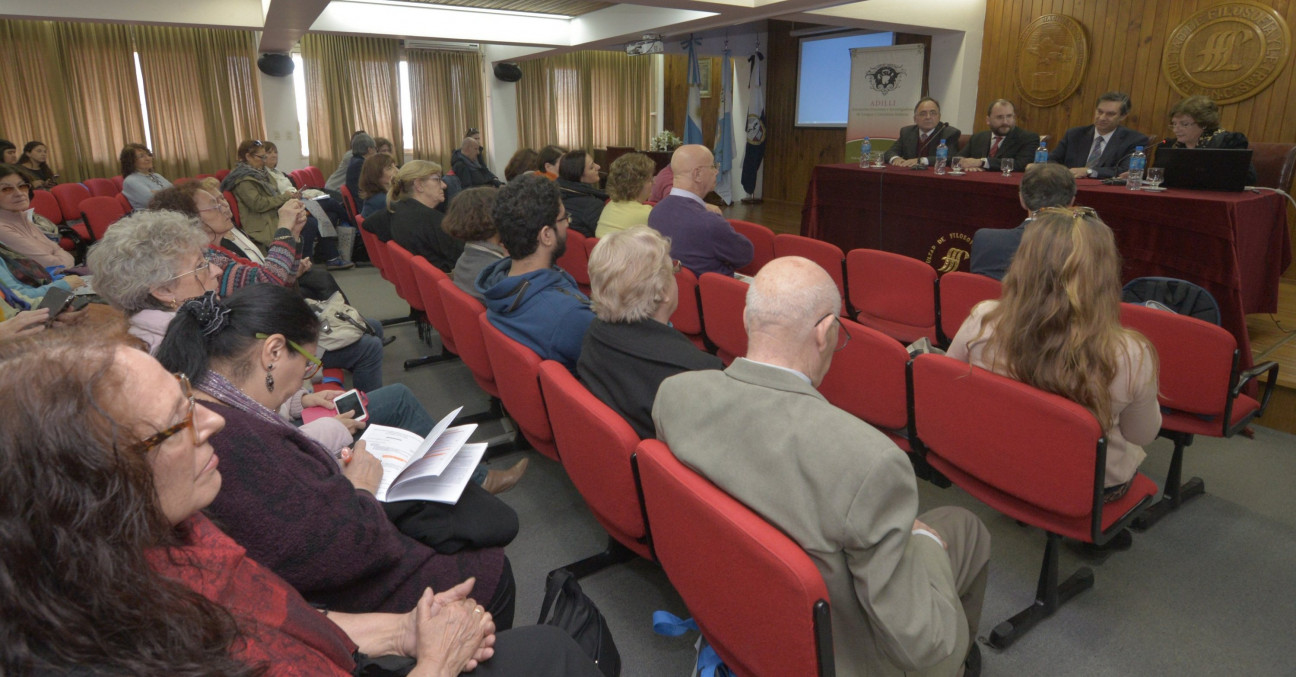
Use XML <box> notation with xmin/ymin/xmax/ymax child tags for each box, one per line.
<box><xmin>796</xmin><ymin>32</ymin><xmax>894</xmax><ymax>127</ymax></box>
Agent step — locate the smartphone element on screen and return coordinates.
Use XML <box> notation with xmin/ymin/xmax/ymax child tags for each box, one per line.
<box><xmin>332</xmin><ymin>388</ymin><xmax>368</xmax><ymax>422</ymax></box>
<box><xmin>37</xmin><ymin>287</ymin><xmax>75</xmax><ymax>319</ymax></box>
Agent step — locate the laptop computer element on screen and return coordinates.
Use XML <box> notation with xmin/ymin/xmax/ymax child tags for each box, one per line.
<box><xmin>1152</xmin><ymin>147</ymin><xmax>1253</xmax><ymax>192</ymax></box>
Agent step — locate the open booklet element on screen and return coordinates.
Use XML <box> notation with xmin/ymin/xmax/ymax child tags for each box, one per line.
<box><xmin>357</xmin><ymin>406</ymin><xmax>488</xmax><ymax>504</ymax></box>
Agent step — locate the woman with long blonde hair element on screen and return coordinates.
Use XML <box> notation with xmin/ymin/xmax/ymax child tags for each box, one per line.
<box><xmin>947</xmin><ymin>207</ymin><xmax>1160</xmax><ymax>502</ymax></box>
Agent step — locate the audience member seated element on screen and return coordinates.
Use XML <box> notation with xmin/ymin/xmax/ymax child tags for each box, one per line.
<box><xmin>1158</xmin><ymin>95</ymin><xmax>1257</xmax><ymax>184</ymax></box>
<box><xmin>360</xmin><ymin>152</ymin><xmax>398</xmax><ymax>218</ymax></box>
<box><xmin>374</xmin><ymin>136</ymin><xmax>394</xmax><ymax>156</ymax></box>
<box><xmin>504</xmin><ymin>148</ymin><xmax>539</xmax><ymax>183</ymax></box>
<box><xmin>477</xmin><ymin>173</ymin><xmax>594</xmax><ymax>372</ymax></box>
<box><xmin>445</xmin><ymin>186</ymin><xmax>506</xmax><ymax>302</ymax></box>
<box><xmin>17</xmin><ymin>141</ymin><xmax>58</xmax><ymax>189</ymax></box>
<box><xmin>266</xmin><ymin>141</ymin><xmax>357</xmax><ymax>266</ymax></box>
<box><xmin>326</xmin><ymin>129</ymin><xmax>366</xmax><ymax>191</ymax></box>
<box><xmin>596</xmin><ymin>152</ymin><xmax>655</xmax><ymax>237</ymax></box>
<box><xmin>453</xmin><ymin>136</ymin><xmax>502</xmax><ymax>188</ymax></box>
<box><xmin>649</xmin><ymin>163</ymin><xmax>673</xmax><ymax>203</ymax></box>
<box><xmin>970</xmin><ymin>163</ymin><xmax>1076</xmax><ymax>281</ymax></box>
<box><xmin>88</xmin><ymin>210</ymin><xmax>388</xmax><ymax>391</ymax></box>
<box><xmin>0</xmin><ymin>331</ymin><xmax>601</xmax><ymax>677</ymax></box>
<box><xmin>654</xmin><ymin>256</ymin><xmax>990</xmax><ymax>677</ymax></box>
<box><xmin>151</xmin><ymin>285</ymin><xmax>515</xmax><ymax>621</ymax></box>
<box><xmin>955</xmin><ymin>98</ymin><xmax>1040</xmax><ymax>173</ymax></box>
<box><xmin>949</xmin><ymin>207</ymin><xmax>1160</xmax><ymax>506</ymax></box>
<box><xmin>121</xmin><ymin>143</ymin><xmax>174</xmax><ymax>210</ymax></box>
<box><xmin>555</xmin><ymin>150</ymin><xmax>606</xmax><ymax>237</ymax></box>
<box><xmin>220</xmin><ymin>140</ymin><xmax>298</xmax><ymax>242</ymax></box>
<box><xmin>0</xmin><ymin>242</ymin><xmax>84</xmax><ymax>309</ymax></box>
<box><xmin>389</xmin><ymin>160</ymin><xmax>465</xmax><ymax>273</ymax></box>
<box><xmin>578</xmin><ymin>226</ymin><xmax>721</xmax><ymax>439</ymax></box>
<box><xmin>463</xmin><ymin>128</ymin><xmax>489</xmax><ymax>167</ymax></box>
<box><xmin>647</xmin><ymin>144</ymin><xmax>753</xmax><ymax>277</ymax></box>
<box><xmin>0</xmin><ymin>279</ymin><xmax>88</xmax><ymax>337</ymax></box>
<box><xmin>0</xmin><ymin>165</ymin><xmax>74</xmax><ymax>269</ymax></box>
<box><xmin>347</xmin><ymin>133</ymin><xmax>378</xmax><ymax>208</ymax></box>
<box><xmin>0</xmin><ymin>139</ymin><xmax>17</xmax><ymax>163</ymax></box>
<box><xmin>537</xmin><ymin>144</ymin><xmax>565</xmax><ymax>180</ymax></box>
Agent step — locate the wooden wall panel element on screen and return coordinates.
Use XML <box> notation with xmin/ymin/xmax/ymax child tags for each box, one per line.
<box><xmin>661</xmin><ymin>54</ymin><xmax>725</xmax><ymax>150</ymax></box>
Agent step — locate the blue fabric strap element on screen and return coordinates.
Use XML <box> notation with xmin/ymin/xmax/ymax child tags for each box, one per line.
<box><xmin>652</xmin><ymin>610</ymin><xmax>698</xmax><ymax>637</ymax></box>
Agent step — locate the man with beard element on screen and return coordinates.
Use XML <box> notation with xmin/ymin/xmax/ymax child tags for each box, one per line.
<box><xmin>476</xmin><ymin>173</ymin><xmax>594</xmax><ymax>372</ymax></box>
<box><xmin>647</xmin><ymin>144</ymin><xmax>753</xmax><ymax>277</ymax></box>
<box><xmin>956</xmin><ymin>99</ymin><xmax>1039</xmax><ymax>173</ymax></box>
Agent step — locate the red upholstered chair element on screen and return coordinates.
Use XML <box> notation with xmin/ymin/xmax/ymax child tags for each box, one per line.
<box><xmin>79</xmin><ymin>197</ymin><xmax>127</xmax><ymax>241</ymax></box>
<box><xmin>84</xmin><ymin>177</ymin><xmax>118</xmax><ymax>197</ymax></box>
<box><xmin>1118</xmin><ymin>303</ymin><xmax>1278</xmax><ymax>528</ymax></box>
<box><xmin>634</xmin><ymin>439</ymin><xmax>835</xmax><ymax>677</ymax></box>
<box><xmin>908</xmin><ymin>354</ymin><xmax>1158</xmax><ymax>649</ymax></box>
<box><xmin>670</xmin><ymin>267</ymin><xmax>706</xmax><ymax>350</ymax></box>
<box><xmin>387</xmin><ymin>244</ymin><xmax>450</xmax><ymax>370</ymax></box>
<box><xmin>846</xmin><ymin>248</ymin><xmax>937</xmax><ymax>344</ymax></box>
<box><xmin>438</xmin><ymin>279</ymin><xmax>497</xmax><ymax>395</ymax></box>
<box><xmin>196</xmin><ymin>173</ymin><xmax>217</xmax><ymax>181</ymax></box>
<box><xmin>173</xmin><ymin>177</ymin><xmax>194</xmax><ymax>186</ymax></box>
<box><xmin>479</xmin><ymin>314</ymin><xmax>559</xmax><ymax>460</ymax></box>
<box><xmin>30</xmin><ymin>190</ymin><xmax>63</xmax><ymax>224</ymax></box>
<box><xmin>555</xmin><ymin>230</ymin><xmax>591</xmax><ymax>294</ymax></box>
<box><xmin>111</xmin><ymin>175</ymin><xmax>124</xmax><ymax>191</ymax></box>
<box><xmin>1250</xmin><ymin>142</ymin><xmax>1296</xmax><ymax>190</ymax></box>
<box><xmin>114</xmin><ymin>193</ymin><xmax>133</xmax><ymax>214</ymax></box>
<box><xmin>407</xmin><ymin>256</ymin><xmax>459</xmax><ymax>358</ymax></box>
<box><xmin>935</xmin><ymin>271</ymin><xmax>1002</xmax><ymax>346</ymax></box>
<box><xmin>773</xmin><ymin>234</ymin><xmax>845</xmax><ymax>308</ymax></box>
<box><xmin>222</xmin><ymin>191</ymin><xmax>241</xmax><ymax>228</ymax></box>
<box><xmin>215</xmin><ymin>169</ymin><xmax>231</xmax><ymax>181</ymax></box>
<box><xmin>818</xmin><ymin>318</ymin><xmax>914</xmax><ymax>452</ymax></box>
<box><xmin>727</xmin><ymin>219</ymin><xmax>776</xmax><ymax>276</ymax></box>
<box><xmin>50</xmin><ymin>183</ymin><xmax>91</xmax><ymax>226</ymax></box>
<box><xmin>538</xmin><ymin>361</ymin><xmax>647</xmax><ymax>576</ymax></box>
<box><xmin>306</xmin><ymin>166</ymin><xmax>325</xmax><ymax>189</ymax></box>
<box><xmin>697</xmin><ymin>272</ymin><xmax>749</xmax><ymax>364</ymax></box>
<box><xmin>338</xmin><ymin>186</ymin><xmax>360</xmax><ymax>223</ymax></box>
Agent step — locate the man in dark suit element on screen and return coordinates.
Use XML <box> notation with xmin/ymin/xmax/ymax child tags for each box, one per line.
<box><xmin>884</xmin><ymin>97</ymin><xmax>962</xmax><ymax>168</ymax></box>
<box><xmin>955</xmin><ymin>99</ymin><xmax>1039</xmax><ymax>173</ymax></box>
<box><xmin>969</xmin><ymin>163</ymin><xmax>1076</xmax><ymax>280</ymax></box>
<box><xmin>1046</xmin><ymin>92</ymin><xmax>1149</xmax><ymax>179</ymax></box>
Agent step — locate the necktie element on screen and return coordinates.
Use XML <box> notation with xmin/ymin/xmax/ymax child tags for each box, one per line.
<box><xmin>920</xmin><ymin>132</ymin><xmax>930</xmax><ymax>145</ymax></box>
<box><xmin>1086</xmin><ymin>136</ymin><xmax>1105</xmax><ymax>168</ymax></box>
<box><xmin>989</xmin><ymin>135</ymin><xmax>1002</xmax><ymax>158</ymax></box>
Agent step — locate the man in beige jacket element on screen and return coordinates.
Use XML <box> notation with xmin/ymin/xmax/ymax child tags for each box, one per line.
<box><xmin>653</xmin><ymin>256</ymin><xmax>990</xmax><ymax>676</ymax></box>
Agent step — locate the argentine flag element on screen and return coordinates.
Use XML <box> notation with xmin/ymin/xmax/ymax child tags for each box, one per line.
<box><xmin>684</xmin><ymin>37</ymin><xmax>703</xmax><ymax>145</ymax></box>
<box><xmin>713</xmin><ymin>49</ymin><xmax>735</xmax><ymax>204</ymax></box>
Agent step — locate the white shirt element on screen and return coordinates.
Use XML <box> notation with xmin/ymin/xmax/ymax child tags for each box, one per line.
<box><xmin>667</xmin><ymin>186</ymin><xmax>707</xmax><ymax>207</ymax></box>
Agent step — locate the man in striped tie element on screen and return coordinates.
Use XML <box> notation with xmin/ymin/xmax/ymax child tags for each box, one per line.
<box><xmin>884</xmin><ymin>97</ymin><xmax>963</xmax><ymax>168</ymax></box>
<box><xmin>1045</xmin><ymin>92</ymin><xmax>1150</xmax><ymax>179</ymax></box>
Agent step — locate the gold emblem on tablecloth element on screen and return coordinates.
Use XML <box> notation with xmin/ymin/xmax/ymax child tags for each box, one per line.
<box><xmin>1163</xmin><ymin>2</ymin><xmax>1290</xmax><ymax>104</ymax></box>
<box><xmin>1014</xmin><ymin>14</ymin><xmax>1089</xmax><ymax>108</ymax></box>
<box><xmin>925</xmin><ymin>233</ymin><xmax>974</xmax><ymax>274</ymax></box>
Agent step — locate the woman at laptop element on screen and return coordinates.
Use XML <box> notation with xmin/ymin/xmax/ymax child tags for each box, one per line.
<box><xmin>1157</xmin><ymin>95</ymin><xmax>1256</xmax><ymax>184</ymax></box>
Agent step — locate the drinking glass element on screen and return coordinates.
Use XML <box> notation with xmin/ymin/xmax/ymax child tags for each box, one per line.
<box><xmin>869</xmin><ymin>151</ymin><xmax>884</xmax><ymax>168</ymax></box>
<box><xmin>950</xmin><ymin>156</ymin><xmax>965</xmax><ymax>174</ymax></box>
<box><xmin>934</xmin><ymin>157</ymin><xmax>947</xmax><ymax>175</ymax></box>
<box><xmin>1145</xmin><ymin>167</ymin><xmax>1164</xmax><ymax>189</ymax></box>
<box><xmin>1000</xmin><ymin>158</ymin><xmax>1014</xmax><ymax>176</ymax></box>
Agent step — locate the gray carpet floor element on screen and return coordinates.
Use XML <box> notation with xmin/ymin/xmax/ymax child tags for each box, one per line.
<box><xmin>337</xmin><ymin>264</ymin><xmax>1296</xmax><ymax>677</ymax></box>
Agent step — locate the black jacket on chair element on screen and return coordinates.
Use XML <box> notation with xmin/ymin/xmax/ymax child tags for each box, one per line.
<box><xmin>556</xmin><ymin>179</ymin><xmax>608</xmax><ymax>238</ymax></box>
<box><xmin>958</xmin><ymin>126</ymin><xmax>1041</xmax><ymax>172</ymax></box>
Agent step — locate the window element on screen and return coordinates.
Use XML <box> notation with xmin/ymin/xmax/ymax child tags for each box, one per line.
<box><xmin>132</xmin><ymin>51</ymin><xmax>152</xmax><ymax>149</ymax></box>
<box><xmin>399</xmin><ymin>58</ymin><xmax>414</xmax><ymax>154</ymax></box>
<box><xmin>291</xmin><ymin>54</ymin><xmax>309</xmax><ymax>157</ymax></box>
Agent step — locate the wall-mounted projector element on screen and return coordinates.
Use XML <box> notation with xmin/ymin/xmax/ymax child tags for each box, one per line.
<box><xmin>625</xmin><ymin>35</ymin><xmax>664</xmax><ymax>55</ymax></box>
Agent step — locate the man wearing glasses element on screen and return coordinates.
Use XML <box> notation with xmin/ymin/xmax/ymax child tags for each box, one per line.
<box><xmin>647</xmin><ymin>144</ymin><xmax>753</xmax><ymax>277</ymax></box>
<box><xmin>654</xmin><ymin>256</ymin><xmax>990</xmax><ymax>677</ymax></box>
<box><xmin>885</xmin><ymin>97</ymin><xmax>963</xmax><ymax>168</ymax></box>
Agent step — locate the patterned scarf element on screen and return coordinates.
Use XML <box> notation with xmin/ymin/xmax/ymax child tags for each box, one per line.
<box><xmin>0</xmin><ymin>243</ymin><xmax>53</xmax><ymax>287</ymax></box>
<box><xmin>220</xmin><ymin>162</ymin><xmax>280</xmax><ymax>195</ymax></box>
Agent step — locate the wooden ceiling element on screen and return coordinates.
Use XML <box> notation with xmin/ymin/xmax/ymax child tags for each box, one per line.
<box><xmin>402</xmin><ymin>0</ymin><xmax>612</xmax><ymax>17</ymax></box>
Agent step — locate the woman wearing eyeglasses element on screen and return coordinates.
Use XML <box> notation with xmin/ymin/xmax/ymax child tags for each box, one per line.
<box><xmin>946</xmin><ymin>208</ymin><xmax>1160</xmax><ymax>515</ymax></box>
<box><xmin>1157</xmin><ymin>95</ymin><xmax>1257</xmax><ymax>184</ymax></box>
<box><xmin>388</xmin><ymin>160</ymin><xmax>465</xmax><ymax>273</ymax></box>
<box><xmin>0</xmin><ymin>330</ymin><xmax>602</xmax><ymax>676</ymax></box>
<box><xmin>577</xmin><ymin>226</ymin><xmax>722</xmax><ymax>439</ymax></box>
<box><xmin>120</xmin><ymin>143</ymin><xmax>174</xmax><ymax>210</ymax></box>
<box><xmin>0</xmin><ymin>164</ymin><xmax>75</xmax><ymax>269</ymax></box>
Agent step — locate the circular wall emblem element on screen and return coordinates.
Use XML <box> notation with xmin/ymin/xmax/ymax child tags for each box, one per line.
<box><xmin>1014</xmin><ymin>14</ymin><xmax>1089</xmax><ymax>107</ymax></box>
<box><xmin>1162</xmin><ymin>2</ymin><xmax>1290</xmax><ymax>104</ymax></box>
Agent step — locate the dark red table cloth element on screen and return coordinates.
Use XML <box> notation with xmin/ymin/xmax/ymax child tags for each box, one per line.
<box><xmin>801</xmin><ymin>164</ymin><xmax>1292</xmax><ymax>365</ymax></box>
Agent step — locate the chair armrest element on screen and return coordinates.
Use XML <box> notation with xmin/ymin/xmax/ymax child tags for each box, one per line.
<box><xmin>1225</xmin><ymin>360</ymin><xmax>1279</xmax><ymax>437</ymax></box>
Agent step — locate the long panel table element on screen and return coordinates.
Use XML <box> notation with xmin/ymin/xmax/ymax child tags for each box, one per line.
<box><xmin>801</xmin><ymin>164</ymin><xmax>1292</xmax><ymax>364</ymax></box>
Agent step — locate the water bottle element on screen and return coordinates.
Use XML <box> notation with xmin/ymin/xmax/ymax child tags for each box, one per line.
<box><xmin>1034</xmin><ymin>141</ymin><xmax>1049</xmax><ymax>165</ymax></box>
<box><xmin>859</xmin><ymin>138</ymin><xmax>871</xmax><ymax>169</ymax></box>
<box><xmin>934</xmin><ymin>140</ymin><xmax>949</xmax><ymax>175</ymax></box>
<box><xmin>1127</xmin><ymin>146</ymin><xmax>1146</xmax><ymax>190</ymax></box>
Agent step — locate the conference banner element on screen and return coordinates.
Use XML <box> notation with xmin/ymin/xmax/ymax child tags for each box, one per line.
<box><xmin>845</xmin><ymin>43</ymin><xmax>926</xmax><ymax>162</ymax></box>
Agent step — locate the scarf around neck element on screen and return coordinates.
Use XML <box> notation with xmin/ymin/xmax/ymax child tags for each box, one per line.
<box><xmin>220</xmin><ymin>162</ymin><xmax>280</xmax><ymax>195</ymax></box>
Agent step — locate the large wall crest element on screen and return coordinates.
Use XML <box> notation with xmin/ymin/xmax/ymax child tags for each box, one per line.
<box><xmin>1014</xmin><ymin>14</ymin><xmax>1089</xmax><ymax>107</ymax></box>
<box><xmin>1162</xmin><ymin>2</ymin><xmax>1290</xmax><ymax>104</ymax></box>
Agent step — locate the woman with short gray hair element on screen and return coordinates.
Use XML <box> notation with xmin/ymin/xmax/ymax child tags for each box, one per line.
<box><xmin>577</xmin><ymin>225</ymin><xmax>722</xmax><ymax>438</ymax></box>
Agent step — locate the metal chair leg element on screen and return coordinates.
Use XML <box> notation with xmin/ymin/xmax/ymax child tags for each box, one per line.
<box><xmin>987</xmin><ymin>532</ymin><xmax>1094</xmax><ymax>650</ymax></box>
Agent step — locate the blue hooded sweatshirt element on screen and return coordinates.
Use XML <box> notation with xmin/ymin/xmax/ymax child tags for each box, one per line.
<box><xmin>476</xmin><ymin>257</ymin><xmax>595</xmax><ymax>372</ymax></box>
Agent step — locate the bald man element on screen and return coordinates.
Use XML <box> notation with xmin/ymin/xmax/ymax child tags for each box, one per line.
<box><xmin>452</xmin><ymin>136</ymin><xmax>501</xmax><ymax>188</ymax></box>
<box><xmin>646</xmin><ymin>145</ymin><xmax>753</xmax><ymax>277</ymax></box>
<box><xmin>654</xmin><ymin>258</ymin><xmax>990</xmax><ymax>677</ymax></box>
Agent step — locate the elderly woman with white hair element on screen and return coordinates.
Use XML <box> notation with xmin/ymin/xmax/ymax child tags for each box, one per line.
<box><xmin>577</xmin><ymin>225</ymin><xmax>723</xmax><ymax>439</ymax></box>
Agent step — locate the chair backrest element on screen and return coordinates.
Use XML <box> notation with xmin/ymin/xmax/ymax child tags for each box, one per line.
<box><xmin>1121</xmin><ymin>277</ymin><xmax>1221</xmax><ymax>326</ymax></box>
<box><xmin>1250</xmin><ymin>142</ymin><xmax>1296</xmax><ymax>191</ymax></box>
<box><xmin>817</xmin><ymin>318</ymin><xmax>913</xmax><ymax>442</ymax></box>
<box><xmin>215</xmin><ymin>169</ymin><xmax>231</xmax><ymax>181</ymax></box>
<box><xmin>385</xmin><ymin>242</ymin><xmax>424</xmax><ymax>311</ymax></box>
<box><xmin>408</xmin><ymin>256</ymin><xmax>457</xmax><ymax>354</ymax></box>
<box><xmin>727</xmin><ymin>219</ymin><xmax>777</xmax><ymax>276</ymax></box>
<box><xmin>114</xmin><ymin>192</ymin><xmax>133</xmax><ymax>214</ymax></box>
<box><xmin>338</xmin><ymin>185</ymin><xmax>360</xmax><ymax>223</ymax></box>
<box><xmin>670</xmin><ymin>266</ymin><xmax>704</xmax><ymax>339</ymax></box>
<box><xmin>539</xmin><ymin>361</ymin><xmax>651</xmax><ymax>559</ymax></box>
<box><xmin>635</xmin><ymin>439</ymin><xmax>834</xmax><ymax>677</ymax></box>
<box><xmin>30</xmin><ymin>190</ymin><xmax>63</xmax><ymax>224</ymax></box>
<box><xmin>222</xmin><ymin>190</ymin><xmax>241</xmax><ymax>227</ymax></box>
<box><xmin>50</xmin><ymin>183</ymin><xmax>91</xmax><ymax>224</ymax></box>
<box><xmin>911</xmin><ymin>354</ymin><xmax>1103</xmax><ymax>520</ymax></box>
<box><xmin>306</xmin><ymin>166</ymin><xmax>326</xmax><ymax>189</ymax></box>
<box><xmin>554</xmin><ymin>229</ymin><xmax>590</xmax><ymax>289</ymax></box>
<box><xmin>774</xmin><ymin>234</ymin><xmax>845</xmax><ymax>302</ymax></box>
<box><xmin>79</xmin><ymin>197</ymin><xmax>127</xmax><ymax>241</ymax></box>
<box><xmin>1119</xmin><ymin>302</ymin><xmax>1235</xmax><ymax>417</ymax></box>
<box><xmin>583</xmin><ymin>234</ymin><xmax>599</xmax><ymax>259</ymax></box>
<box><xmin>83</xmin><ymin>177</ymin><xmax>119</xmax><ymax>197</ymax></box>
<box><xmin>438</xmin><ymin>278</ymin><xmax>495</xmax><ymax>396</ymax></box>
<box><xmin>936</xmin><ymin>271</ymin><xmax>1002</xmax><ymax>345</ymax></box>
<box><xmin>478</xmin><ymin>314</ymin><xmax>558</xmax><ymax>459</ymax></box>
<box><xmin>846</xmin><ymin>248</ymin><xmax>937</xmax><ymax>344</ymax></box>
<box><xmin>698</xmin><ymin>272</ymin><xmax>749</xmax><ymax>363</ymax></box>
<box><xmin>173</xmin><ymin>177</ymin><xmax>195</xmax><ymax>186</ymax></box>
<box><xmin>196</xmin><ymin>173</ymin><xmax>217</xmax><ymax>181</ymax></box>
<box><xmin>111</xmin><ymin>175</ymin><xmax>125</xmax><ymax>191</ymax></box>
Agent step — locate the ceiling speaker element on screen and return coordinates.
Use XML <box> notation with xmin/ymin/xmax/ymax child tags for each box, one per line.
<box><xmin>258</xmin><ymin>53</ymin><xmax>294</xmax><ymax>77</ymax></box>
<box><xmin>493</xmin><ymin>62</ymin><xmax>522</xmax><ymax>83</ymax></box>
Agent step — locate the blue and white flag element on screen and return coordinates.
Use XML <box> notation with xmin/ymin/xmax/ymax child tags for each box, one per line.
<box><xmin>684</xmin><ymin>37</ymin><xmax>703</xmax><ymax>145</ymax></box>
<box><xmin>713</xmin><ymin>50</ymin><xmax>735</xmax><ymax>204</ymax></box>
<box><xmin>741</xmin><ymin>49</ymin><xmax>765</xmax><ymax>197</ymax></box>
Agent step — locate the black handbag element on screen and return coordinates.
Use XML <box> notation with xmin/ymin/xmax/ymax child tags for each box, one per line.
<box><xmin>537</xmin><ymin>569</ymin><xmax>621</xmax><ymax>677</ymax></box>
